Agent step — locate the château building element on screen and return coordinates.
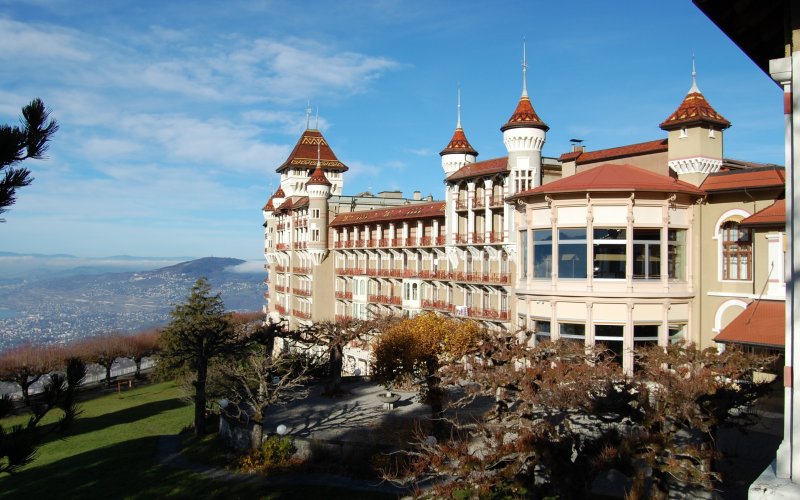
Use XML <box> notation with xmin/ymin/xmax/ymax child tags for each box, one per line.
<box><xmin>263</xmin><ymin>51</ymin><xmax>785</xmax><ymax>376</ymax></box>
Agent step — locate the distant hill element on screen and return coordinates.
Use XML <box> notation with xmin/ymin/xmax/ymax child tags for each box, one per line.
<box><xmin>0</xmin><ymin>257</ymin><xmax>266</xmax><ymax>350</ymax></box>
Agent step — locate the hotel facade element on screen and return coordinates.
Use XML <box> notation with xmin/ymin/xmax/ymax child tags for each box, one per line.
<box><xmin>263</xmin><ymin>60</ymin><xmax>785</xmax><ymax>375</ymax></box>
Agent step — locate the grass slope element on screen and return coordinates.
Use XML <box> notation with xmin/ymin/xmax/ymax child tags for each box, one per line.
<box><xmin>0</xmin><ymin>381</ymin><xmax>394</xmax><ymax>499</ymax></box>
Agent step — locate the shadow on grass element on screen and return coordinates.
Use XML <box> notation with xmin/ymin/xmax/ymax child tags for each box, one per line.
<box><xmin>32</xmin><ymin>398</ymin><xmax>190</xmax><ymax>447</ymax></box>
<box><xmin>0</xmin><ymin>433</ymin><xmax>398</xmax><ymax>500</ymax></box>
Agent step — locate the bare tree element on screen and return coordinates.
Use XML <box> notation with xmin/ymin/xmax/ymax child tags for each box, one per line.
<box><xmin>122</xmin><ymin>328</ymin><xmax>161</xmax><ymax>379</ymax></box>
<box><xmin>74</xmin><ymin>332</ymin><xmax>127</xmax><ymax>387</ymax></box>
<box><xmin>384</xmin><ymin>333</ymin><xmax>772</xmax><ymax>498</ymax></box>
<box><xmin>0</xmin><ymin>343</ymin><xmax>61</xmax><ymax>405</ymax></box>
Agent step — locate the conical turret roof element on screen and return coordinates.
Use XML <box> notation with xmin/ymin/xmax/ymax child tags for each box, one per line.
<box><xmin>276</xmin><ymin>129</ymin><xmax>348</xmax><ymax>174</ymax></box>
<box><xmin>660</xmin><ymin>62</ymin><xmax>730</xmax><ymax>131</ymax></box>
<box><xmin>263</xmin><ymin>196</ymin><xmax>275</xmax><ymax>211</ymax></box>
<box><xmin>306</xmin><ymin>164</ymin><xmax>332</xmax><ymax>187</ymax></box>
<box><xmin>273</xmin><ymin>186</ymin><xmax>286</xmax><ymax>198</ymax></box>
<box><xmin>501</xmin><ymin>96</ymin><xmax>549</xmax><ymax>132</ymax></box>
<box><xmin>659</xmin><ymin>91</ymin><xmax>731</xmax><ymax>131</ymax></box>
<box><xmin>440</xmin><ymin>127</ymin><xmax>478</xmax><ymax>156</ymax></box>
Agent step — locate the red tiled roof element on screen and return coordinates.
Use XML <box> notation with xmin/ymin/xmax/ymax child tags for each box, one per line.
<box><xmin>263</xmin><ymin>196</ymin><xmax>275</xmax><ymax>211</ymax></box>
<box><xmin>306</xmin><ymin>165</ymin><xmax>331</xmax><ymax>187</ymax></box>
<box><xmin>741</xmin><ymin>199</ymin><xmax>785</xmax><ymax>227</ymax></box>
<box><xmin>277</xmin><ymin>129</ymin><xmax>348</xmax><ymax>173</ymax></box>
<box><xmin>701</xmin><ymin>167</ymin><xmax>786</xmax><ymax>192</ymax></box>
<box><xmin>660</xmin><ymin>91</ymin><xmax>731</xmax><ymax>131</ymax></box>
<box><xmin>440</xmin><ymin>127</ymin><xmax>478</xmax><ymax>156</ymax></box>
<box><xmin>275</xmin><ymin>196</ymin><xmax>309</xmax><ymax>213</ymax></box>
<box><xmin>560</xmin><ymin>139</ymin><xmax>668</xmax><ymax>165</ymax></box>
<box><xmin>714</xmin><ymin>300</ymin><xmax>785</xmax><ymax>348</ymax></box>
<box><xmin>500</xmin><ymin>96</ymin><xmax>548</xmax><ymax>132</ymax></box>
<box><xmin>558</xmin><ymin>151</ymin><xmax>582</xmax><ymax>162</ymax></box>
<box><xmin>330</xmin><ymin>201</ymin><xmax>445</xmax><ymax>227</ymax></box>
<box><xmin>274</xmin><ymin>186</ymin><xmax>286</xmax><ymax>198</ymax></box>
<box><xmin>446</xmin><ymin>157</ymin><xmax>508</xmax><ymax>182</ymax></box>
<box><xmin>514</xmin><ymin>163</ymin><xmax>705</xmax><ymax>198</ymax></box>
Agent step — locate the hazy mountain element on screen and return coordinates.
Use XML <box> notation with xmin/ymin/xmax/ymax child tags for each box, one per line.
<box><xmin>0</xmin><ymin>256</ymin><xmax>266</xmax><ymax>350</ymax></box>
<box><xmin>0</xmin><ymin>252</ymin><xmax>195</xmax><ymax>282</ymax></box>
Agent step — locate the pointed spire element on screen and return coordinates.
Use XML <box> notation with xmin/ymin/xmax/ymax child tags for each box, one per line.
<box><xmin>456</xmin><ymin>85</ymin><xmax>462</xmax><ymax>129</ymax></box>
<box><xmin>305</xmin><ymin>100</ymin><xmax>312</xmax><ymax>130</ymax></box>
<box><xmin>522</xmin><ymin>37</ymin><xmax>528</xmax><ymax>98</ymax></box>
<box><xmin>441</xmin><ymin>85</ymin><xmax>478</xmax><ymax>157</ymax></box>
<box><xmin>689</xmin><ymin>54</ymin><xmax>700</xmax><ymax>94</ymax></box>
<box><xmin>316</xmin><ymin>141</ymin><xmax>321</xmax><ymax>167</ymax></box>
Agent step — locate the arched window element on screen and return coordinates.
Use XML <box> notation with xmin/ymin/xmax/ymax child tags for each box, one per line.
<box><xmin>721</xmin><ymin>220</ymin><xmax>752</xmax><ymax>280</ymax></box>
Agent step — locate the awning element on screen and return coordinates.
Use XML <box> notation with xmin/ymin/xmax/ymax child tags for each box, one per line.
<box><xmin>714</xmin><ymin>300</ymin><xmax>785</xmax><ymax>348</ymax></box>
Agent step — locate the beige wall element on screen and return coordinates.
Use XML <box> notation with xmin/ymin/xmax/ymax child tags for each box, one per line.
<box><xmin>577</xmin><ymin>151</ymin><xmax>670</xmax><ymax>177</ymax></box>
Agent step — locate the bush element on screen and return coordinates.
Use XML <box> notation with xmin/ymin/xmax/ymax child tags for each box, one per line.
<box><xmin>236</xmin><ymin>435</ymin><xmax>295</xmax><ymax>473</ymax></box>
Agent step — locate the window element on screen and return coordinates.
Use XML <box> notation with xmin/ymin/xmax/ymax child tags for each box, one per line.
<box><xmin>311</xmin><ymin>229</ymin><xmax>320</xmax><ymax>242</ymax></box>
<box><xmin>633</xmin><ymin>229</ymin><xmax>660</xmax><ymax>279</ymax></box>
<box><xmin>532</xmin><ymin>229</ymin><xmax>552</xmax><ymax>278</ymax></box>
<box><xmin>533</xmin><ymin>318</ymin><xmax>551</xmax><ymax>344</ymax></box>
<box><xmin>593</xmin><ymin>228</ymin><xmax>626</xmax><ymax>279</ymax></box>
<box><xmin>311</xmin><ymin>208</ymin><xmax>320</xmax><ymax>218</ymax></box>
<box><xmin>519</xmin><ymin>230</ymin><xmax>528</xmax><ymax>278</ymax></box>
<box><xmin>559</xmin><ymin>322</ymin><xmax>585</xmax><ymax>342</ymax></box>
<box><xmin>667</xmin><ymin>229</ymin><xmax>686</xmax><ymax>280</ymax></box>
<box><xmin>595</xmin><ymin>324</ymin><xmax>624</xmax><ymax>365</ymax></box>
<box><xmin>721</xmin><ymin>221</ymin><xmax>751</xmax><ymax>280</ymax></box>
<box><xmin>558</xmin><ymin>229</ymin><xmax>587</xmax><ymax>279</ymax></box>
<box><xmin>669</xmin><ymin>323</ymin><xmax>686</xmax><ymax>344</ymax></box>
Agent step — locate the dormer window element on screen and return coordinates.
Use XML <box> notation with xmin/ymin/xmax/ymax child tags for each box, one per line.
<box><xmin>708</xmin><ymin>128</ymin><xmax>716</xmax><ymax>138</ymax></box>
<box><xmin>679</xmin><ymin>127</ymin><xmax>688</xmax><ymax>138</ymax></box>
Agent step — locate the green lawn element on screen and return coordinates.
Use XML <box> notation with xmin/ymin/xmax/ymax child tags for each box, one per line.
<box><xmin>0</xmin><ymin>381</ymin><xmax>395</xmax><ymax>499</ymax></box>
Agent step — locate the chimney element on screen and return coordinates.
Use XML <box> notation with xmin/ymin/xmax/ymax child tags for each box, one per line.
<box><xmin>413</xmin><ymin>191</ymin><xmax>421</xmax><ymax>201</ymax></box>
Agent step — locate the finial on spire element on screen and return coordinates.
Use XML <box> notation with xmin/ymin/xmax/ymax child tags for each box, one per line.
<box><xmin>689</xmin><ymin>54</ymin><xmax>700</xmax><ymax>93</ymax></box>
<box><xmin>315</xmin><ymin>107</ymin><xmax>319</xmax><ymax>129</ymax></box>
<box><xmin>316</xmin><ymin>141</ymin><xmax>321</xmax><ymax>167</ymax></box>
<box><xmin>306</xmin><ymin>100</ymin><xmax>312</xmax><ymax>130</ymax></box>
<box><xmin>456</xmin><ymin>85</ymin><xmax>462</xmax><ymax>129</ymax></box>
<box><xmin>522</xmin><ymin>37</ymin><xmax>528</xmax><ymax>98</ymax></box>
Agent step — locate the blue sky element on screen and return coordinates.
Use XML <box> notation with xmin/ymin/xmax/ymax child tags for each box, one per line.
<box><xmin>0</xmin><ymin>0</ymin><xmax>784</xmax><ymax>260</ymax></box>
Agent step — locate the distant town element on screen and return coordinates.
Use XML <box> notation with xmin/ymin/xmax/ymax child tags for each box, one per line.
<box><xmin>0</xmin><ymin>256</ymin><xmax>266</xmax><ymax>350</ymax></box>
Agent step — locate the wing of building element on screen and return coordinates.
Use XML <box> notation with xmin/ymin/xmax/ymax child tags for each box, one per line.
<box><xmin>262</xmin><ymin>52</ymin><xmax>785</xmax><ymax>377</ymax></box>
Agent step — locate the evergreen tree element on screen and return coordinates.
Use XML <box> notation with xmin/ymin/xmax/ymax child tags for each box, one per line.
<box><xmin>0</xmin><ymin>98</ymin><xmax>58</xmax><ymax>221</ymax></box>
<box><xmin>158</xmin><ymin>278</ymin><xmax>242</xmax><ymax>437</ymax></box>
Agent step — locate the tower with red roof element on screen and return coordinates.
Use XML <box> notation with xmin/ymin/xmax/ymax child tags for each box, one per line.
<box><xmin>440</xmin><ymin>88</ymin><xmax>479</xmax><ymax>176</ymax></box>
<box><xmin>660</xmin><ymin>59</ymin><xmax>731</xmax><ymax>186</ymax></box>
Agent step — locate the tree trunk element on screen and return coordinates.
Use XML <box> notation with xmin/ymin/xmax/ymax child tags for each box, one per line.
<box><xmin>194</xmin><ymin>362</ymin><xmax>208</xmax><ymax>437</ymax></box>
<box><xmin>18</xmin><ymin>375</ymin><xmax>37</xmax><ymax>407</ymax></box>
<box><xmin>326</xmin><ymin>345</ymin><xmax>344</xmax><ymax>394</ymax></box>
<box><xmin>134</xmin><ymin>357</ymin><xmax>143</xmax><ymax>380</ymax></box>
<box><xmin>105</xmin><ymin>363</ymin><xmax>113</xmax><ymax>387</ymax></box>
<box><xmin>251</xmin><ymin>421</ymin><xmax>264</xmax><ymax>450</ymax></box>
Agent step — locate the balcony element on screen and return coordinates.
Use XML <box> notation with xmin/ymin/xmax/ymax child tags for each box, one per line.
<box><xmin>436</xmin><ymin>235</ymin><xmax>446</xmax><ymax>245</ymax></box>
<box><xmin>293</xmin><ymin>241</ymin><xmax>307</xmax><ymax>250</ymax></box>
<box><xmin>335</xmin><ymin>290</ymin><xmax>353</xmax><ymax>300</ymax></box>
<box><xmin>490</xmin><ymin>195</ymin><xmax>504</xmax><ymax>207</ymax></box>
<box><xmin>277</xmin><ymin>223</ymin><xmax>286</xmax><ymax>231</ymax></box>
<box><xmin>335</xmin><ymin>240</ymin><xmax>344</xmax><ymax>248</ymax></box>
<box><xmin>293</xmin><ymin>309</ymin><xmax>312</xmax><ymax>320</ymax></box>
<box><xmin>379</xmin><ymin>238</ymin><xmax>391</xmax><ymax>247</ymax></box>
<box><xmin>275</xmin><ymin>265</ymin><xmax>288</xmax><ymax>272</ymax></box>
<box><xmin>370</xmin><ymin>294</ymin><xmax>402</xmax><ymax>305</ymax></box>
<box><xmin>366</xmin><ymin>267</ymin><xmax>379</xmax><ymax>276</ymax></box>
<box><xmin>354</xmin><ymin>240</ymin><xmax>367</xmax><ymax>248</ymax></box>
<box><xmin>335</xmin><ymin>314</ymin><xmax>353</xmax><ymax>322</ymax></box>
<box><xmin>368</xmin><ymin>239</ymin><xmax>379</xmax><ymax>248</ymax></box>
<box><xmin>275</xmin><ymin>304</ymin><xmax>287</xmax><ymax>315</ymax></box>
<box><xmin>274</xmin><ymin>284</ymin><xmax>288</xmax><ymax>292</ymax></box>
<box><xmin>421</xmin><ymin>299</ymin><xmax>454</xmax><ymax>313</ymax></box>
<box><xmin>456</xmin><ymin>199</ymin><xmax>469</xmax><ymax>210</ymax></box>
<box><xmin>455</xmin><ymin>234</ymin><xmax>469</xmax><ymax>245</ymax></box>
<box><xmin>463</xmin><ymin>308</ymin><xmax>510</xmax><ymax>321</ymax></box>
<box><xmin>276</xmin><ymin>243</ymin><xmax>289</xmax><ymax>250</ymax></box>
<box><xmin>293</xmin><ymin>287</ymin><xmax>312</xmax><ymax>297</ymax></box>
<box><xmin>293</xmin><ymin>266</ymin><xmax>311</xmax><ymax>274</ymax></box>
<box><xmin>472</xmin><ymin>234</ymin><xmax>485</xmax><ymax>244</ymax></box>
<box><xmin>488</xmin><ymin>232</ymin><xmax>504</xmax><ymax>244</ymax></box>
<box><xmin>472</xmin><ymin>197</ymin><xmax>485</xmax><ymax>209</ymax></box>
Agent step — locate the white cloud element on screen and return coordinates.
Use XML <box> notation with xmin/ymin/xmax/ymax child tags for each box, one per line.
<box><xmin>227</xmin><ymin>260</ymin><xmax>266</xmax><ymax>273</ymax></box>
<box><xmin>0</xmin><ymin>17</ymin><xmax>91</xmax><ymax>63</ymax></box>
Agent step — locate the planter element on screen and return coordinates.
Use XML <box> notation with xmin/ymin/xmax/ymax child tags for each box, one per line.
<box><xmin>377</xmin><ymin>392</ymin><xmax>401</xmax><ymax>410</ymax></box>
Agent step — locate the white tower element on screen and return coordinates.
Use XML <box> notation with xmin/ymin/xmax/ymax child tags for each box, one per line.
<box><xmin>306</xmin><ymin>143</ymin><xmax>332</xmax><ymax>266</ymax></box>
<box><xmin>502</xmin><ymin>41</ymin><xmax>548</xmax><ymax>195</ymax></box>
<box><xmin>440</xmin><ymin>88</ymin><xmax>479</xmax><ymax>177</ymax></box>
